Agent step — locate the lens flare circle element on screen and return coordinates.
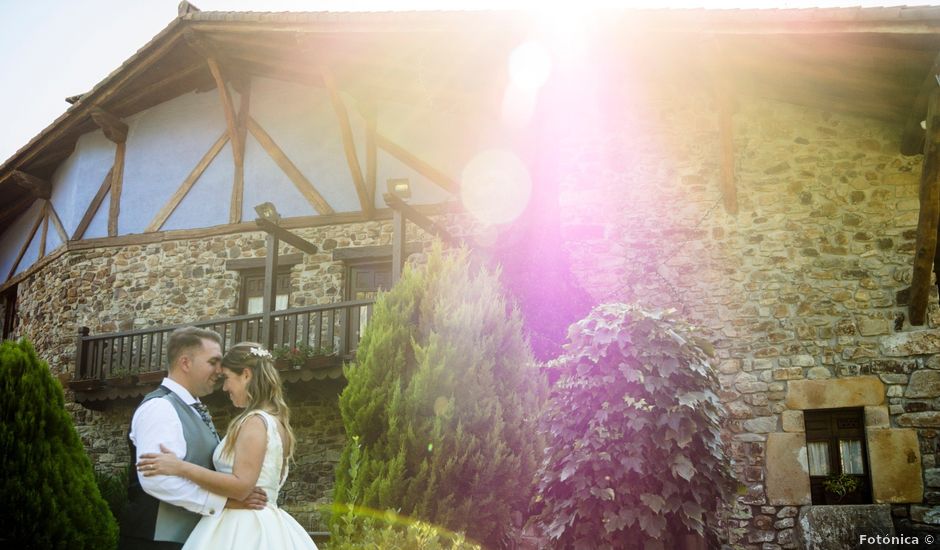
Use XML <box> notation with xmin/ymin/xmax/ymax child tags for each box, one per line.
<box><xmin>509</xmin><ymin>41</ymin><xmax>552</xmax><ymax>92</ymax></box>
<box><xmin>461</xmin><ymin>150</ymin><xmax>531</xmax><ymax>226</ymax></box>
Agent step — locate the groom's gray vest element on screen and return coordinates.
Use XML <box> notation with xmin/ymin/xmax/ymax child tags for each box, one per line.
<box><xmin>121</xmin><ymin>386</ymin><xmax>219</xmax><ymax>544</ymax></box>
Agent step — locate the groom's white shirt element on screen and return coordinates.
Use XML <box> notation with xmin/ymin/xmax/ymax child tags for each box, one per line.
<box><xmin>129</xmin><ymin>378</ymin><xmax>228</xmax><ymax>516</ymax></box>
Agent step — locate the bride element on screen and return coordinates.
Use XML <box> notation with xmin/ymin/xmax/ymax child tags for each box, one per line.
<box><xmin>138</xmin><ymin>342</ymin><xmax>317</xmax><ymax>550</ymax></box>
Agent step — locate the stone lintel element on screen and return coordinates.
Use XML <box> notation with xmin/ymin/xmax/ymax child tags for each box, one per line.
<box><xmin>785</xmin><ymin>376</ymin><xmax>884</xmax><ymax>410</ymax></box>
<box><xmin>766</xmin><ymin>432</ymin><xmax>812</xmax><ymax>506</ymax></box>
<box><xmin>867</xmin><ymin>428</ymin><xmax>923</xmax><ymax>503</ymax></box>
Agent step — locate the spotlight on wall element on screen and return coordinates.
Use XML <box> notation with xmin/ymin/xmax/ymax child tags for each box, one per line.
<box><xmin>387</xmin><ymin>178</ymin><xmax>411</xmax><ymax>200</ymax></box>
<box><xmin>254</xmin><ymin>202</ymin><xmax>281</xmax><ymax>222</ymax></box>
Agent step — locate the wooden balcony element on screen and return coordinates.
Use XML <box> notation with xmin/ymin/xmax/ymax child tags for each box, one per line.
<box><xmin>69</xmin><ymin>300</ymin><xmax>374</xmax><ymax>405</ymax></box>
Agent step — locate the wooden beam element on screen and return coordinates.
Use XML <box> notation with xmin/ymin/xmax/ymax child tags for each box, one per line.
<box><xmin>72</xmin><ymin>167</ymin><xmax>112</xmax><ymax>240</ymax></box>
<box><xmin>231</xmin><ymin>80</ymin><xmax>251</xmax><ymax>224</ymax></box>
<box><xmin>374</xmin><ymin>131</ymin><xmax>458</xmax><ymax>194</ymax></box>
<box><xmin>47</xmin><ymin>202</ymin><xmax>68</xmax><ymax>243</ymax></box>
<box><xmin>321</xmin><ymin>67</ymin><xmax>372</xmax><ymax>218</ymax></box>
<box><xmin>226</xmin><ymin>253</ymin><xmax>303</xmax><ymax>271</ymax></box>
<box><xmin>247</xmin><ymin>116</ymin><xmax>335</xmax><ymax>215</ymax></box>
<box><xmin>333</xmin><ymin>243</ymin><xmax>422</xmax><ymax>262</ymax></box>
<box><xmin>66</xmin><ymin>203</ymin><xmax>458</xmax><ymax>251</ymax></box>
<box><xmin>11</xmin><ymin>171</ymin><xmax>51</xmax><ymax>199</ymax></box>
<box><xmin>7</xmin><ymin>207</ymin><xmax>45</xmax><ymax>280</ymax></box>
<box><xmin>910</xmin><ymin>88</ymin><xmax>940</xmax><ymax>325</ymax></box>
<box><xmin>717</xmin><ymin>91</ymin><xmax>738</xmax><ymax>215</ymax></box>
<box><xmin>255</xmin><ymin>218</ymin><xmax>319</xmax><ymax>255</ymax></box>
<box><xmin>110</xmin><ymin>61</ymin><xmax>205</xmax><ymax>114</ymax></box>
<box><xmin>366</xmin><ymin>106</ymin><xmax>377</xmax><ymax>217</ymax></box>
<box><xmin>90</xmin><ymin>108</ymin><xmax>128</xmax><ymax>143</ymax></box>
<box><xmin>205</xmin><ymin>57</ymin><xmax>242</xmax><ymax>164</ymax></box>
<box><xmin>383</xmin><ymin>193</ymin><xmax>460</xmax><ymax>246</ymax></box>
<box><xmin>0</xmin><ymin>194</ymin><xmax>35</xmax><ymax>227</ymax></box>
<box><xmin>146</xmin><ymin>131</ymin><xmax>230</xmax><ymax>233</ymax></box>
<box><xmin>108</xmin><ymin>141</ymin><xmax>126</xmax><ymax>237</ymax></box>
<box><xmin>902</xmin><ymin>52</ymin><xmax>940</xmax><ymax>156</ymax></box>
<box><xmin>392</xmin><ymin>209</ymin><xmax>404</xmax><ymax>284</ymax></box>
<box><xmin>261</xmin><ymin>233</ymin><xmax>279</xmax><ymax>349</ymax></box>
<box><xmin>38</xmin><ymin>201</ymin><xmax>49</xmax><ymax>259</ymax></box>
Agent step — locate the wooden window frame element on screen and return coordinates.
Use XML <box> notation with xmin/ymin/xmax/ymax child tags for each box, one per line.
<box><xmin>238</xmin><ymin>267</ymin><xmax>293</xmax><ymax>315</ymax></box>
<box><xmin>345</xmin><ymin>261</ymin><xmax>392</xmax><ymax>301</ymax></box>
<box><xmin>804</xmin><ymin>407</ymin><xmax>873</xmax><ymax>505</ymax></box>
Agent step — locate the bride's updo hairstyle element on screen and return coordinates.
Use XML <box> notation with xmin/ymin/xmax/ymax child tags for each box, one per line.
<box><xmin>219</xmin><ymin>342</ymin><xmax>295</xmax><ymax>461</ymax></box>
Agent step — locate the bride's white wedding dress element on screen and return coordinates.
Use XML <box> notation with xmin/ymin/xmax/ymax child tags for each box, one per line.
<box><xmin>183</xmin><ymin>410</ymin><xmax>317</xmax><ymax>550</ymax></box>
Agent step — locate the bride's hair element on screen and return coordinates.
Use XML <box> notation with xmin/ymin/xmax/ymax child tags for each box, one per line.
<box><xmin>218</xmin><ymin>342</ymin><xmax>296</xmax><ymax>462</ymax></box>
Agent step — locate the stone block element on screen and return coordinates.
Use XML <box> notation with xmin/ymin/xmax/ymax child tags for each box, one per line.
<box><xmin>881</xmin><ymin>331</ymin><xmax>940</xmax><ymax>357</ymax></box>
<box><xmin>897</xmin><ymin>412</ymin><xmax>940</xmax><ymax>428</ymax></box>
<box><xmin>785</xmin><ymin>376</ymin><xmax>885</xmax><ymax>410</ymax></box>
<box><xmin>906</xmin><ymin>370</ymin><xmax>940</xmax><ymax>398</ymax></box>
<box><xmin>859</xmin><ymin>317</ymin><xmax>891</xmax><ymax>336</ymax></box>
<box><xmin>806</xmin><ymin>367</ymin><xmax>831</xmax><ymax>380</ymax></box>
<box><xmin>791</xmin><ymin>354</ymin><xmax>815</xmax><ymax>367</ymax></box>
<box><xmin>745</xmin><ymin>416</ymin><xmax>779</xmax><ymax>433</ymax></box>
<box><xmin>910</xmin><ymin>505</ymin><xmax>940</xmax><ymax>525</ymax></box>
<box><xmin>926</xmin><ymin>469</ymin><xmax>940</xmax><ymax>488</ymax></box>
<box><xmin>864</xmin><ymin>406</ymin><xmax>890</xmax><ymax>429</ymax></box>
<box><xmin>797</xmin><ymin>505</ymin><xmax>894</xmax><ymax>549</ymax></box>
<box><xmin>868</xmin><ymin>428</ymin><xmax>923</xmax><ymax>503</ymax></box>
<box><xmin>782</xmin><ymin>410</ymin><xmax>804</xmax><ymax>432</ymax></box>
<box><xmin>766</xmin><ymin>433</ymin><xmax>811</xmax><ymax>506</ymax></box>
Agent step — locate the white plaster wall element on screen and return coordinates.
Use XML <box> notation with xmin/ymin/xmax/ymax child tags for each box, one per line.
<box><xmin>121</xmin><ymin>88</ymin><xmax>232</xmax><ymax>234</ymax></box>
<box><xmin>0</xmin><ymin>200</ymin><xmax>44</xmax><ymax>278</ymax></box>
<box><xmin>49</xmin><ymin>130</ymin><xmax>115</xmax><ymax>237</ymax></box>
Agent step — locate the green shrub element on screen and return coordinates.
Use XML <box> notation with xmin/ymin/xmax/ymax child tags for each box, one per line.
<box><xmin>333</xmin><ymin>245</ymin><xmax>545</xmax><ymax>548</ymax></box>
<box><xmin>0</xmin><ymin>339</ymin><xmax>118</xmax><ymax>549</ymax></box>
<box><xmin>95</xmin><ymin>465</ymin><xmax>129</xmax><ymax>522</ymax></box>
<box><xmin>533</xmin><ymin>304</ymin><xmax>734</xmax><ymax>549</ymax></box>
<box><xmin>331</xmin><ymin>507</ymin><xmax>481</xmax><ymax>550</ymax></box>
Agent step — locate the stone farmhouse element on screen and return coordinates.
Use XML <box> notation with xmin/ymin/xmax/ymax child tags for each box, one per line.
<box><xmin>5</xmin><ymin>3</ymin><xmax>940</xmax><ymax>547</ymax></box>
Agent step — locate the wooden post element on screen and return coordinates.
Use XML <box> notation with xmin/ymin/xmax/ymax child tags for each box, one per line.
<box><xmin>261</xmin><ymin>233</ymin><xmax>279</xmax><ymax>349</ymax></box>
<box><xmin>392</xmin><ymin>209</ymin><xmax>405</xmax><ymax>284</ymax></box>
<box><xmin>910</xmin><ymin>87</ymin><xmax>940</xmax><ymax>325</ymax></box>
<box><xmin>75</xmin><ymin>326</ymin><xmax>89</xmax><ymax>380</ymax></box>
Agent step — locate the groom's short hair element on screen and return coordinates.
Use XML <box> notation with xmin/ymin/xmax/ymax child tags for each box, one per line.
<box><xmin>167</xmin><ymin>326</ymin><xmax>222</xmax><ymax>370</ymax></box>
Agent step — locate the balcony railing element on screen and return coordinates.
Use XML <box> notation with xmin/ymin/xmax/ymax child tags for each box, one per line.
<box><xmin>73</xmin><ymin>300</ymin><xmax>374</xmax><ymax>384</ymax></box>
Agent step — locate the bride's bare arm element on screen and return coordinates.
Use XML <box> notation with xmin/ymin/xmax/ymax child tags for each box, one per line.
<box><xmin>138</xmin><ymin>415</ymin><xmax>267</xmax><ymax>502</ymax></box>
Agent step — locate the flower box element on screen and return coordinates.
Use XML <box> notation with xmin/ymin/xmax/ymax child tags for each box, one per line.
<box><xmin>275</xmin><ymin>355</ymin><xmax>339</xmax><ymax>372</ymax></box>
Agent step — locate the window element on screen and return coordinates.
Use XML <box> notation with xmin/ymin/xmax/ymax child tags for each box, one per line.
<box><xmin>1</xmin><ymin>285</ymin><xmax>17</xmax><ymax>340</ymax></box>
<box><xmin>805</xmin><ymin>408</ymin><xmax>872</xmax><ymax>504</ymax></box>
<box><xmin>347</xmin><ymin>263</ymin><xmax>392</xmax><ymax>301</ymax></box>
<box><xmin>240</xmin><ymin>269</ymin><xmax>291</xmax><ymax>314</ymax></box>
<box><xmin>346</xmin><ymin>262</ymin><xmax>391</xmax><ymax>343</ymax></box>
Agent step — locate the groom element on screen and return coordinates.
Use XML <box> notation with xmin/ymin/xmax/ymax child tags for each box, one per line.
<box><xmin>118</xmin><ymin>327</ymin><xmax>266</xmax><ymax>550</ymax></box>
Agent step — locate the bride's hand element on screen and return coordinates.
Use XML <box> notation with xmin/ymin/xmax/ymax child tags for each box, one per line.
<box><xmin>137</xmin><ymin>444</ymin><xmax>185</xmax><ymax>477</ymax></box>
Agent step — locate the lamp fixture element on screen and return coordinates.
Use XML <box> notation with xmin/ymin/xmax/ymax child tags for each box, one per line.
<box><xmin>254</xmin><ymin>202</ymin><xmax>281</xmax><ymax>222</ymax></box>
<box><xmin>387</xmin><ymin>178</ymin><xmax>411</xmax><ymax>200</ymax></box>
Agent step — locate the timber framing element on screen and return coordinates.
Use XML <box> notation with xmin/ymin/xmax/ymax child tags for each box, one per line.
<box><xmin>11</xmin><ymin>171</ymin><xmax>51</xmax><ymax>199</ymax></box>
<box><xmin>373</xmin><ymin>131</ymin><xmax>458</xmax><ymax>194</ymax></box>
<box><xmin>322</xmin><ymin>66</ymin><xmax>372</xmax><ymax>218</ymax></box>
<box><xmin>73</xmin><ymin>167</ymin><xmax>113</xmax><ymax>241</ymax></box>
<box><xmin>255</xmin><ymin>218</ymin><xmax>320</xmax><ymax>255</ymax></box>
<box><xmin>902</xmin><ymin>54</ymin><xmax>940</xmax><ymax>156</ymax></box>
<box><xmin>247</xmin><ymin>116</ymin><xmax>335</xmax><ymax>215</ymax></box>
<box><xmin>90</xmin><ymin>108</ymin><xmax>128</xmax><ymax>144</ymax></box>
<box><xmin>910</xmin><ymin>88</ymin><xmax>940</xmax><ymax>325</ymax></box>
<box><xmin>146</xmin><ymin>131</ymin><xmax>230</xmax><ymax>233</ymax></box>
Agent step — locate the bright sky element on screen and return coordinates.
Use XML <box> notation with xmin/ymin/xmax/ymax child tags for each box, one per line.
<box><xmin>0</xmin><ymin>0</ymin><xmax>916</xmax><ymax>165</ymax></box>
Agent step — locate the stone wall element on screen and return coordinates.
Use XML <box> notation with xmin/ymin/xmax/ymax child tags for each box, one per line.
<box><xmin>555</xmin><ymin>78</ymin><xmax>940</xmax><ymax>548</ymax></box>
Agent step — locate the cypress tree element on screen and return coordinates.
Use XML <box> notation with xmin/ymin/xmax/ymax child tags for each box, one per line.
<box><xmin>0</xmin><ymin>339</ymin><xmax>118</xmax><ymax>549</ymax></box>
<box><xmin>333</xmin><ymin>246</ymin><xmax>544</xmax><ymax>548</ymax></box>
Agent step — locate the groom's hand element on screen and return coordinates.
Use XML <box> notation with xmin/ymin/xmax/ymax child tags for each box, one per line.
<box><xmin>224</xmin><ymin>486</ymin><xmax>268</xmax><ymax>510</ymax></box>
